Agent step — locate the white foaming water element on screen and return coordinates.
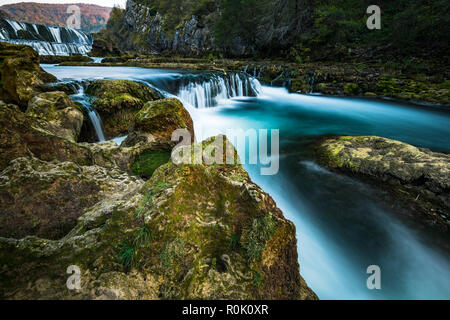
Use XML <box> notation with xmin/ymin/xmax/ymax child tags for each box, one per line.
<box><xmin>177</xmin><ymin>73</ymin><xmax>261</xmax><ymax>108</ymax></box>
<box><xmin>72</xmin><ymin>85</ymin><xmax>105</xmax><ymax>142</ymax></box>
<box><xmin>0</xmin><ymin>18</ymin><xmax>92</xmax><ymax>56</ymax></box>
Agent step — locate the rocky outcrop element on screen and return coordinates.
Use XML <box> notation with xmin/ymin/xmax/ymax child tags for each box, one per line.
<box><xmin>122</xmin><ymin>97</ymin><xmax>196</xmax><ymax>179</ymax></box>
<box><xmin>95</xmin><ymin>0</ymin><xmax>312</xmax><ymax>57</ymax></box>
<box><xmin>0</xmin><ymin>156</ymin><xmax>143</xmax><ymax>240</ymax></box>
<box><xmin>27</xmin><ymin>91</ymin><xmax>84</xmax><ymax>142</ymax></box>
<box><xmin>0</xmin><ymin>42</ymin><xmax>56</xmax><ymax>108</ymax></box>
<box><xmin>0</xmin><ymin>98</ymin><xmax>316</xmax><ymax>299</ymax></box>
<box><xmin>316</xmin><ymin>136</ymin><xmax>450</xmax><ymax>229</ymax></box>
<box><xmin>86</xmin><ymin>80</ymin><xmax>163</xmax><ymax>139</ymax></box>
<box><xmin>123</xmin><ymin>98</ymin><xmax>195</xmax><ymax>147</ymax></box>
<box><xmin>123</xmin><ymin>2</ymin><xmax>215</xmax><ymax>55</ymax></box>
<box><xmin>0</xmin><ymin>101</ymin><xmax>92</xmax><ymax>171</ymax></box>
<box><xmin>0</xmin><ymin>136</ymin><xmax>316</xmax><ymax>300</ymax></box>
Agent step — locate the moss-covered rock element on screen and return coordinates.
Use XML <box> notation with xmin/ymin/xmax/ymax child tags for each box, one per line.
<box><xmin>0</xmin><ymin>101</ymin><xmax>92</xmax><ymax>171</ymax></box>
<box><xmin>86</xmin><ymin>80</ymin><xmax>163</xmax><ymax>139</ymax></box>
<box><xmin>316</xmin><ymin>136</ymin><xmax>450</xmax><ymax>229</ymax></box>
<box><xmin>0</xmin><ymin>43</ymin><xmax>56</xmax><ymax>109</ymax></box>
<box><xmin>130</xmin><ymin>148</ymin><xmax>172</xmax><ymax>179</ymax></box>
<box><xmin>26</xmin><ymin>91</ymin><xmax>84</xmax><ymax>142</ymax></box>
<box><xmin>123</xmin><ymin>98</ymin><xmax>195</xmax><ymax>147</ymax></box>
<box><xmin>0</xmin><ymin>136</ymin><xmax>316</xmax><ymax>300</ymax></box>
<box><xmin>0</xmin><ymin>156</ymin><xmax>143</xmax><ymax>240</ymax></box>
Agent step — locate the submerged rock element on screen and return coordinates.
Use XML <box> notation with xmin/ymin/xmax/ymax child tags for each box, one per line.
<box><xmin>0</xmin><ymin>136</ymin><xmax>316</xmax><ymax>300</ymax></box>
<box><xmin>86</xmin><ymin>80</ymin><xmax>163</xmax><ymax>139</ymax></box>
<box><xmin>316</xmin><ymin>136</ymin><xmax>450</xmax><ymax>229</ymax></box>
<box><xmin>0</xmin><ymin>43</ymin><xmax>56</xmax><ymax>108</ymax></box>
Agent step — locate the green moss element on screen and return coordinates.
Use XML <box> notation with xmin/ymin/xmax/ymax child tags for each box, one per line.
<box><xmin>160</xmin><ymin>238</ymin><xmax>186</xmax><ymax>272</ymax></box>
<box><xmin>253</xmin><ymin>271</ymin><xmax>264</xmax><ymax>288</ymax></box>
<box><xmin>118</xmin><ymin>240</ymin><xmax>136</xmax><ymax>269</ymax></box>
<box><xmin>242</xmin><ymin>214</ymin><xmax>277</xmax><ymax>263</ymax></box>
<box><xmin>131</xmin><ymin>149</ymin><xmax>172</xmax><ymax>179</ymax></box>
<box><xmin>344</xmin><ymin>83</ymin><xmax>358</xmax><ymax>94</ymax></box>
<box><xmin>228</xmin><ymin>233</ymin><xmax>241</xmax><ymax>249</ymax></box>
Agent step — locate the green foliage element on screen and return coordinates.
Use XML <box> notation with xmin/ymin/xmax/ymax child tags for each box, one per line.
<box><xmin>228</xmin><ymin>233</ymin><xmax>241</xmax><ymax>249</ymax></box>
<box><xmin>214</xmin><ymin>0</ymin><xmax>262</xmax><ymax>49</ymax></box>
<box><xmin>118</xmin><ymin>226</ymin><xmax>153</xmax><ymax>269</ymax></box>
<box><xmin>253</xmin><ymin>271</ymin><xmax>263</xmax><ymax>288</ymax></box>
<box><xmin>242</xmin><ymin>214</ymin><xmax>277</xmax><ymax>262</ymax></box>
<box><xmin>160</xmin><ymin>238</ymin><xmax>186</xmax><ymax>271</ymax></box>
<box><xmin>136</xmin><ymin>0</ymin><xmax>218</xmax><ymax>35</ymax></box>
<box><xmin>211</xmin><ymin>257</ymin><xmax>217</xmax><ymax>269</ymax></box>
<box><xmin>119</xmin><ymin>240</ymin><xmax>136</xmax><ymax>268</ymax></box>
<box><xmin>135</xmin><ymin>226</ymin><xmax>153</xmax><ymax>247</ymax></box>
<box><xmin>131</xmin><ymin>149</ymin><xmax>172</xmax><ymax>179</ymax></box>
<box><xmin>297</xmin><ymin>0</ymin><xmax>450</xmax><ymax>60</ymax></box>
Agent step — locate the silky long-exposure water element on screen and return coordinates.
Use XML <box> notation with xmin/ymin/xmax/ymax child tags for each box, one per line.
<box><xmin>43</xmin><ymin>64</ymin><xmax>450</xmax><ymax>299</ymax></box>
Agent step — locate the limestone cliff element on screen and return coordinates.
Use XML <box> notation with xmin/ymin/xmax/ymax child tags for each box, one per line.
<box><xmin>93</xmin><ymin>0</ymin><xmax>312</xmax><ymax>57</ymax></box>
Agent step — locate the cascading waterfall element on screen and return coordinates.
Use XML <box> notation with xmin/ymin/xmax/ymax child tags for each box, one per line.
<box><xmin>176</xmin><ymin>72</ymin><xmax>262</xmax><ymax>108</ymax></box>
<box><xmin>0</xmin><ymin>18</ymin><xmax>92</xmax><ymax>56</ymax></box>
<box><xmin>71</xmin><ymin>84</ymin><xmax>105</xmax><ymax>142</ymax></box>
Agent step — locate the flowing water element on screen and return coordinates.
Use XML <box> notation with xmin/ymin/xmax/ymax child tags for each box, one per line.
<box><xmin>42</xmin><ymin>64</ymin><xmax>450</xmax><ymax>300</ymax></box>
<box><xmin>0</xmin><ymin>18</ymin><xmax>92</xmax><ymax>55</ymax></box>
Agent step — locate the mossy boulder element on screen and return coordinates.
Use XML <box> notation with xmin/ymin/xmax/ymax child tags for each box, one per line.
<box><xmin>316</xmin><ymin>136</ymin><xmax>450</xmax><ymax>229</ymax></box>
<box><xmin>0</xmin><ymin>136</ymin><xmax>316</xmax><ymax>300</ymax></box>
<box><xmin>123</xmin><ymin>98</ymin><xmax>195</xmax><ymax>147</ymax></box>
<box><xmin>86</xmin><ymin>80</ymin><xmax>163</xmax><ymax>139</ymax></box>
<box><xmin>26</xmin><ymin>91</ymin><xmax>84</xmax><ymax>142</ymax></box>
<box><xmin>0</xmin><ymin>101</ymin><xmax>92</xmax><ymax>171</ymax></box>
<box><xmin>0</xmin><ymin>43</ymin><xmax>57</xmax><ymax>109</ymax></box>
<box><xmin>0</xmin><ymin>156</ymin><xmax>143</xmax><ymax>240</ymax></box>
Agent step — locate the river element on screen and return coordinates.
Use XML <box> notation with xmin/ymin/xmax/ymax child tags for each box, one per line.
<box><xmin>42</xmin><ymin>64</ymin><xmax>450</xmax><ymax>300</ymax></box>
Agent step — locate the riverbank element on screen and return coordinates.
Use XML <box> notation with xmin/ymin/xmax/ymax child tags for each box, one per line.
<box><xmin>56</xmin><ymin>55</ymin><xmax>450</xmax><ymax>107</ymax></box>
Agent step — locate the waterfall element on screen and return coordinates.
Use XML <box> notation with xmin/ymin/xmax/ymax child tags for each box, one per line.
<box><xmin>309</xmin><ymin>72</ymin><xmax>317</xmax><ymax>94</ymax></box>
<box><xmin>0</xmin><ymin>18</ymin><xmax>92</xmax><ymax>56</ymax></box>
<box><xmin>71</xmin><ymin>84</ymin><xmax>106</xmax><ymax>142</ymax></box>
<box><xmin>176</xmin><ymin>72</ymin><xmax>262</xmax><ymax>109</ymax></box>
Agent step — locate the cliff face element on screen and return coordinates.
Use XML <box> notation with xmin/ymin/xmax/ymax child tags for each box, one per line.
<box><xmin>124</xmin><ymin>0</ymin><xmax>216</xmax><ymax>55</ymax></box>
<box><xmin>96</xmin><ymin>0</ymin><xmax>312</xmax><ymax>56</ymax></box>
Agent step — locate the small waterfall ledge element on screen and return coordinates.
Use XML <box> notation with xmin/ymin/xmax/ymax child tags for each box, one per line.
<box><xmin>71</xmin><ymin>84</ymin><xmax>106</xmax><ymax>142</ymax></box>
<box><xmin>0</xmin><ymin>18</ymin><xmax>92</xmax><ymax>56</ymax></box>
<box><xmin>175</xmin><ymin>72</ymin><xmax>262</xmax><ymax>109</ymax></box>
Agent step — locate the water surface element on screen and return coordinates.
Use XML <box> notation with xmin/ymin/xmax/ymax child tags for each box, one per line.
<box><xmin>42</xmin><ymin>65</ymin><xmax>450</xmax><ymax>299</ymax></box>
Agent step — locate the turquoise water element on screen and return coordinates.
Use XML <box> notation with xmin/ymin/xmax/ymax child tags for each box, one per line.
<box><xmin>43</xmin><ymin>65</ymin><xmax>450</xmax><ymax>299</ymax></box>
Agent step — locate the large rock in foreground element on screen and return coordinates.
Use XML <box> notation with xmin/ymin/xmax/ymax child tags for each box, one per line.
<box><xmin>0</xmin><ymin>136</ymin><xmax>317</xmax><ymax>300</ymax></box>
<box><xmin>0</xmin><ymin>156</ymin><xmax>143</xmax><ymax>240</ymax></box>
<box><xmin>86</xmin><ymin>80</ymin><xmax>163</xmax><ymax>139</ymax></box>
<box><xmin>0</xmin><ymin>43</ymin><xmax>56</xmax><ymax>108</ymax></box>
<box><xmin>316</xmin><ymin>136</ymin><xmax>450</xmax><ymax>229</ymax></box>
